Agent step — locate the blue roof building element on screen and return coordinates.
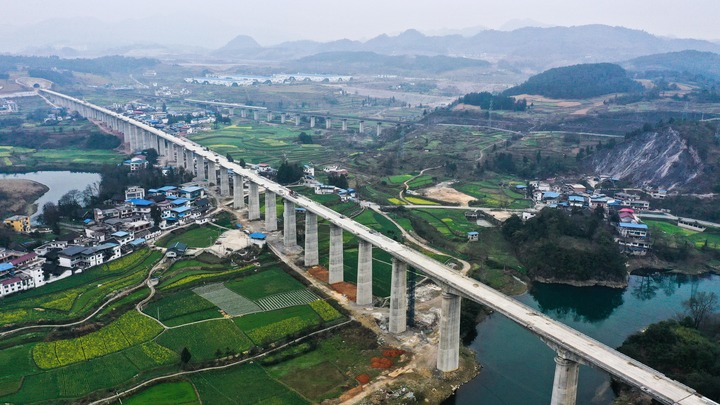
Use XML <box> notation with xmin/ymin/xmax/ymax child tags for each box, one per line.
<box><xmin>249</xmin><ymin>232</ymin><xmax>266</xmax><ymax>240</ymax></box>
<box><xmin>126</xmin><ymin>198</ymin><xmax>154</xmax><ymax>206</ymax></box>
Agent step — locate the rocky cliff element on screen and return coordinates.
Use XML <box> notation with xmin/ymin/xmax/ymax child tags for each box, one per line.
<box><xmin>587</xmin><ymin>127</ymin><xmax>707</xmax><ymax>192</ymax></box>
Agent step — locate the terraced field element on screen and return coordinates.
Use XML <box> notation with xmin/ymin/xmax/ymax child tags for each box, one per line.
<box><xmin>192</xmin><ymin>283</ymin><xmax>262</xmax><ymax>316</ymax></box>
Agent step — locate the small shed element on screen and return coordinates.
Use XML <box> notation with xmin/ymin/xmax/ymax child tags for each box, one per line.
<box><xmin>467</xmin><ymin>231</ymin><xmax>479</xmax><ymax>242</ymax></box>
<box><xmin>166</xmin><ymin>242</ymin><xmax>188</xmax><ymax>258</ymax></box>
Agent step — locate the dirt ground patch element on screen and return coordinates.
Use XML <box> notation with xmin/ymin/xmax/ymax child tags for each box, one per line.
<box><xmin>330</xmin><ymin>282</ymin><xmax>357</xmax><ymax>302</ymax></box>
<box><xmin>418</xmin><ymin>181</ymin><xmax>476</xmax><ymax>206</ymax></box>
<box><xmin>307</xmin><ymin>265</ymin><xmax>329</xmax><ymax>283</ymax></box>
<box><xmin>0</xmin><ymin>179</ymin><xmax>48</xmax><ymax>217</ymax></box>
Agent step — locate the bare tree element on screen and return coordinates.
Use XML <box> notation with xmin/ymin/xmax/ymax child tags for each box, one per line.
<box><xmin>683</xmin><ymin>291</ymin><xmax>719</xmax><ymax>329</ymax></box>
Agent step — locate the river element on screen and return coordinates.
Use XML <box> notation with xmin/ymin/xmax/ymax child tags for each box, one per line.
<box><xmin>446</xmin><ymin>273</ymin><xmax>720</xmax><ymax>404</ymax></box>
<box><xmin>0</xmin><ymin>171</ymin><xmax>101</xmax><ymax>223</ymax></box>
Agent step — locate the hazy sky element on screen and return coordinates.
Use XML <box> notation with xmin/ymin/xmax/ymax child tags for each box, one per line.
<box><xmin>2</xmin><ymin>0</ymin><xmax>719</xmax><ymax>46</ymax></box>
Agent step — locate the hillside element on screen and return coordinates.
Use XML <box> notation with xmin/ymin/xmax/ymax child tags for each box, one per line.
<box><xmin>292</xmin><ymin>51</ymin><xmax>490</xmax><ymax>75</ymax></box>
<box><xmin>503</xmin><ymin>63</ymin><xmax>643</xmax><ymax>99</ymax></box>
<box><xmin>621</xmin><ymin>50</ymin><xmax>720</xmax><ymax>80</ymax></box>
<box><xmin>587</xmin><ymin>122</ymin><xmax>720</xmax><ymax>192</ymax></box>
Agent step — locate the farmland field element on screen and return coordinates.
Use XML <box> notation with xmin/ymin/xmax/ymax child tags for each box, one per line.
<box><xmin>124</xmin><ymin>381</ymin><xmax>199</xmax><ymax>405</ymax></box>
<box><xmin>224</xmin><ymin>267</ymin><xmax>305</xmax><ymax>300</ymax></box>
<box><xmin>32</xmin><ymin>311</ymin><xmax>164</xmax><ymax>369</ymax></box>
<box><xmin>191</xmin><ymin>363</ymin><xmax>309</xmax><ymax>405</ymax></box>
<box><xmin>156</xmin><ymin>320</ymin><xmax>253</xmax><ymax>362</ymax></box>
<box><xmin>0</xmin><ymin>249</ymin><xmax>161</xmax><ymax>326</ymax></box>
<box><xmin>156</xmin><ymin>225</ymin><xmax>224</xmax><ymax>248</ymax></box>
<box><xmin>234</xmin><ymin>305</ymin><xmax>321</xmax><ymax>345</ymax></box>
<box><xmin>143</xmin><ymin>289</ymin><xmax>223</xmax><ymax>326</ymax></box>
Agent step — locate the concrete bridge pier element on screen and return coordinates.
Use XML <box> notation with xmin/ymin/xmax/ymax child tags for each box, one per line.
<box><xmin>304</xmin><ymin>212</ymin><xmax>319</xmax><ymax>266</ymax></box>
<box><xmin>265</xmin><ymin>191</ymin><xmax>277</xmax><ymax>231</ymax></box>
<box><xmin>437</xmin><ymin>288</ymin><xmax>461</xmax><ymax>372</ymax></box>
<box><xmin>550</xmin><ymin>351</ymin><xmax>580</xmax><ymax>405</ymax></box>
<box><xmin>233</xmin><ymin>173</ymin><xmax>245</xmax><ymax>209</ymax></box>
<box><xmin>356</xmin><ymin>240</ymin><xmax>373</xmax><ymax>306</ymax></box>
<box><xmin>342</xmin><ymin>119</ymin><xmax>348</xmax><ymax>131</ymax></box>
<box><xmin>208</xmin><ymin>160</ymin><xmax>217</xmax><ymax>185</ymax></box>
<box><xmin>280</xmin><ymin>113</ymin><xmax>286</xmax><ymax>124</ymax></box>
<box><xmin>267</xmin><ymin>111</ymin><xmax>273</xmax><ymax>122</ymax></box>
<box><xmin>310</xmin><ymin>116</ymin><xmax>316</xmax><ymax>128</ymax></box>
<box><xmin>240</xmin><ymin>109</ymin><xmax>247</xmax><ymax>119</ymax></box>
<box><xmin>359</xmin><ymin>120</ymin><xmax>365</xmax><ymax>134</ymax></box>
<box><xmin>253</xmin><ymin>110</ymin><xmax>259</xmax><ymax>121</ymax></box>
<box><xmin>294</xmin><ymin>115</ymin><xmax>300</xmax><ymax>126</ymax></box>
<box><xmin>328</xmin><ymin>225</ymin><xmax>344</xmax><ymax>284</ymax></box>
<box><xmin>144</xmin><ymin>131</ymin><xmax>152</xmax><ymax>151</ymax></box>
<box><xmin>219</xmin><ymin>167</ymin><xmax>230</xmax><ymax>196</ymax></box>
<box><xmin>248</xmin><ymin>182</ymin><xmax>260</xmax><ymax>220</ymax></box>
<box><xmin>389</xmin><ymin>258</ymin><xmax>408</xmax><ymax>333</ymax></box>
<box><xmin>283</xmin><ymin>200</ymin><xmax>297</xmax><ymax>247</ymax></box>
<box><xmin>376</xmin><ymin>122</ymin><xmax>382</xmax><ymax>136</ymax></box>
<box><xmin>198</xmin><ymin>156</ymin><xmax>207</xmax><ymax>181</ymax></box>
<box><xmin>325</xmin><ymin>118</ymin><xmax>332</xmax><ymax>129</ymax></box>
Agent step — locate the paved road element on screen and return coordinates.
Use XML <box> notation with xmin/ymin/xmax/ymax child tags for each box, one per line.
<box><xmin>42</xmin><ymin>89</ymin><xmax>717</xmax><ymax>405</ymax></box>
<box><xmin>639</xmin><ymin>212</ymin><xmax>720</xmax><ymax>228</ymax></box>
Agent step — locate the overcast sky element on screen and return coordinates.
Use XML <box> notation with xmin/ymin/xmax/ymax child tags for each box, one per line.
<box><xmin>2</xmin><ymin>0</ymin><xmax>719</xmax><ymax>46</ymax></box>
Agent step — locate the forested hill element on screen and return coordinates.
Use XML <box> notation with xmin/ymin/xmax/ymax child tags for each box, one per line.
<box><xmin>503</xmin><ymin>63</ymin><xmax>643</xmax><ymax>99</ymax></box>
<box><xmin>621</xmin><ymin>50</ymin><xmax>720</xmax><ymax>80</ymax></box>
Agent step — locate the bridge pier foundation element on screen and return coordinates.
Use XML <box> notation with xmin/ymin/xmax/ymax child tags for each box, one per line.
<box><xmin>329</xmin><ymin>225</ymin><xmax>344</xmax><ymax>284</ymax></box>
<box><xmin>437</xmin><ymin>289</ymin><xmax>461</xmax><ymax>372</ymax></box>
<box><xmin>389</xmin><ymin>258</ymin><xmax>407</xmax><ymax>333</ymax></box>
<box><xmin>283</xmin><ymin>200</ymin><xmax>297</xmax><ymax>247</ymax></box>
<box><xmin>219</xmin><ymin>166</ymin><xmax>230</xmax><ymax>196</ymax></box>
<box><xmin>376</xmin><ymin>122</ymin><xmax>382</xmax><ymax>136</ymax></box>
<box><xmin>233</xmin><ymin>173</ymin><xmax>245</xmax><ymax>209</ymax></box>
<box><xmin>248</xmin><ymin>182</ymin><xmax>260</xmax><ymax>220</ymax></box>
<box><xmin>356</xmin><ymin>240</ymin><xmax>373</xmax><ymax>305</ymax></box>
<box><xmin>304</xmin><ymin>212</ymin><xmax>319</xmax><ymax>266</ymax></box>
<box><xmin>550</xmin><ymin>352</ymin><xmax>579</xmax><ymax>405</ymax></box>
<box><xmin>265</xmin><ymin>191</ymin><xmax>277</xmax><ymax>231</ymax></box>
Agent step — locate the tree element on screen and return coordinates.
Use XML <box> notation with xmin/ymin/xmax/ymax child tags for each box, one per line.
<box><xmin>181</xmin><ymin>347</ymin><xmax>192</xmax><ymax>364</ymax></box>
<box><xmin>238</xmin><ymin>158</ymin><xmax>246</xmax><ymax>168</ymax></box>
<box><xmin>150</xmin><ymin>206</ymin><xmax>162</xmax><ymax>227</ymax></box>
<box><xmin>226</xmin><ymin>153</ymin><xmax>234</xmax><ymax>163</ymax></box>
<box><xmin>143</xmin><ymin>148</ymin><xmax>159</xmax><ymax>165</ymax></box>
<box><xmin>276</xmin><ymin>161</ymin><xmax>303</xmax><ymax>184</ymax></box>
<box><xmin>42</xmin><ymin>202</ymin><xmax>60</xmax><ymax>229</ymax></box>
<box><xmin>297</xmin><ymin>132</ymin><xmax>313</xmax><ymax>144</ymax></box>
<box><xmin>683</xmin><ymin>292</ymin><xmax>719</xmax><ymax>329</ymax></box>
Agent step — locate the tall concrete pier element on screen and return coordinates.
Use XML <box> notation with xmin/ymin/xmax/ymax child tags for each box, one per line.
<box><xmin>219</xmin><ymin>167</ymin><xmax>230</xmax><ymax>196</ymax></box>
<box><xmin>325</xmin><ymin>118</ymin><xmax>332</xmax><ymax>129</ymax></box>
<box><xmin>233</xmin><ymin>173</ymin><xmax>245</xmax><ymax>209</ymax></box>
<box><xmin>356</xmin><ymin>240</ymin><xmax>373</xmax><ymax>305</ymax></box>
<box><xmin>304</xmin><ymin>212</ymin><xmax>319</xmax><ymax>266</ymax></box>
<box><xmin>265</xmin><ymin>191</ymin><xmax>277</xmax><ymax>231</ymax></box>
<box><xmin>389</xmin><ymin>258</ymin><xmax>408</xmax><ymax>333</ymax></box>
<box><xmin>248</xmin><ymin>182</ymin><xmax>260</xmax><ymax>220</ymax></box>
<box><xmin>358</xmin><ymin>120</ymin><xmax>365</xmax><ymax>133</ymax></box>
<box><xmin>329</xmin><ymin>225</ymin><xmax>344</xmax><ymax>284</ymax></box>
<box><xmin>342</xmin><ymin>119</ymin><xmax>348</xmax><ymax>131</ymax></box>
<box><xmin>437</xmin><ymin>289</ymin><xmax>461</xmax><ymax>372</ymax></box>
<box><xmin>310</xmin><ymin>116</ymin><xmax>316</xmax><ymax>128</ymax></box>
<box><xmin>283</xmin><ymin>200</ymin><xmax>297</xmax><ymax>247</ymax></box>
<box><xmin>550</xmin><ymin>352</ymin><xmax>580</xmax><ymax>405</ymax></box>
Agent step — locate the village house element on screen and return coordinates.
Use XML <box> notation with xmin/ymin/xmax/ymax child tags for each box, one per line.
<box><xmin>4</xmin><ymin>215</ymin><xmax>31</xmax><ymax>233</ymax></box>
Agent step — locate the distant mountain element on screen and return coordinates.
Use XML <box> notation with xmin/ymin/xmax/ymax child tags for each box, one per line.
<box><xmin>216</xmin><ymin>35</ymin><xmax>261</xmax><ymax>53</ymax></box>
<box><xmin>503</xmin><ymin>63</ymin><xmax>643</xmax><ymax>99</ymax></box>
<box><xmin>291</xmin><ymin>51</ymin><xmax>490</xmax><ymax>75</ymax></box>
<box><xmin>210</xmin><ymin>25</ymin><xmax>720</xmax><ymax>73</ymax></box>
<box><xmin>621</xmin><ymin>50</ymin><xmax>720</xmax><ymax>80</ymax></box>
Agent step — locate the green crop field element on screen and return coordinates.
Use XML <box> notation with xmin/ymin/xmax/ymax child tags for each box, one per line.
<box><xmin>191</xmin><ymin>363</ymin><xmax>309</xmax><ymax>405</ymax></box>
<box><xmin>158</xmin><ymin>264</ymin><xmax>255</xmax><ymax>291</ymax></box>
<box><xmin>0</xmin><ymin>249</ymin><xmax>161</xmax><ymax>326</ymax></box>
<box><xmin>156</xmin><ymin>225</ymin><xmax>224</xmax><ymax>248</ymax></box>
<box><xmin>234</xmin><ymin>305</ymin><xmax>321</xmax><ymax>345</ymax></box>
<box><xmin>645</xmin><ymin>220</ymin><xmax>720</xmax><ymax>249</ymax></box>
<box><xmin>33</xmin><ymin>311</ymin><xmax>164</xmax><ymax>369</ymax></box>
<box><xmin>124</xmin><ymin>381</ymin><xmax>199</xmax><ymax>405</ymax></box>
<box><xmin>189</xmin><ymin>124</ymin><xmax>328</xmax><ymax>166</ymax></box>
<box><xmin>156</xmin><ymin>320</ymin><xmax>253</xmax><ymax>362</ymax></box>
<box><xmin>143</xmin><ymin>289</ymin><xmax>223</xmax><ymax>327</ymax></box>
<box><xmin>224</xmin><ymin>267</ymin><xmax>305</xmax><ymax>300</ymax></box>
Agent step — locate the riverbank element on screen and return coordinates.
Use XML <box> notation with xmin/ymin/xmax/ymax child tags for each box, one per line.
<box><xmin>0</xmin><ymin>179</ymin><xmax>49</xmax><ymax>217</ymax></box>
<box><xmin>629</xmin><ymin>256</ymin><xmax>720</xmax><ymax>276</ymax></box>
<box><xmin>532</xmin><ymin>275</ymin><xmax>628</xmax><ymax>288</ymax></box>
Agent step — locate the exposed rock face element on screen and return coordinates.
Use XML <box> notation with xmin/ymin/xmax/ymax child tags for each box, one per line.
<box><xmin>588</xmin><ymin>128</ymin><xmax>704</xmax><ymax>191</ymax></box>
